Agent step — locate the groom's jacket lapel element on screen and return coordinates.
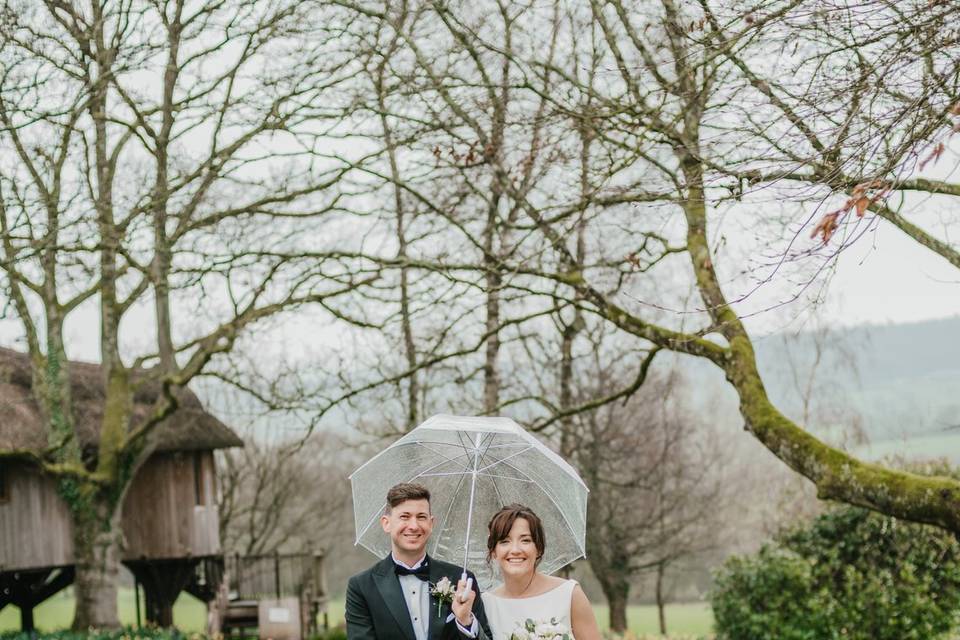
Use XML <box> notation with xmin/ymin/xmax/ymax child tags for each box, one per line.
<box><xmin>427</xmin><ymin>554</ymin><xmax>446</xmax><ymax>640</ymax></box>
<box><xmin>373</xmin><ymin>555</ymin><xmax>418</xmax><ymax>640</ymax></box>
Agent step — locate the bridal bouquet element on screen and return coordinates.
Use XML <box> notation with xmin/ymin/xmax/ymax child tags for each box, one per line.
<box><xmin>509</xmin><ymin>618</ymin><xmax>572</xmax><ymax>640</ymax></box>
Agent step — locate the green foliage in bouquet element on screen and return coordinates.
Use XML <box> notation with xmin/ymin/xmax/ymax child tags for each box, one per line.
<box><xmin>711</xmin><ymin>506</ymin><xmax>960</xmax><ymax>640</ymax></box>
<box><xmin>509</xmin><ymin>617</ymin><xmax>572</xmax><ymax>640</ymax></box>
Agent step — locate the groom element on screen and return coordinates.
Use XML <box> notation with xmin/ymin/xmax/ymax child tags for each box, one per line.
<box><xmin>346</xmin><ymin>482</ymin><xmax>491</xmax><ymax>640</ymax></box>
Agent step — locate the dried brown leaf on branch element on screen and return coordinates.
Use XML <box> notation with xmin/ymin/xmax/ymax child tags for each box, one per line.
<box><xmin>811</xmin><ymin>212</ymin><xmax>840</xmax><ymax>244</ymax></box>
<box><xmin>919</xmin><ymin>142</ymin><xmax>946</xmax><ymax>170</ymax></box>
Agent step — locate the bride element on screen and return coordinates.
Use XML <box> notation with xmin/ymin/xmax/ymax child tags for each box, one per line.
<box><xmin>479</xmin><ymin>504</ymin><xmax>601</xmax><ymax>640</ymax></box>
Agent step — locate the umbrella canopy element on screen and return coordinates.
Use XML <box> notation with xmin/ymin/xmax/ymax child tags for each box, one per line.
<box><xmin>350</xmin><ymin>414</ymin><xmax>588</xmax><ymax>589</ymax></box>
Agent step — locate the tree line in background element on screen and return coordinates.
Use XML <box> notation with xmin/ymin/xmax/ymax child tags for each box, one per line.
<box><xmin>0</xmin><ymin>0</ymin><xmax>958</xmax><ymax>630</ymax></box>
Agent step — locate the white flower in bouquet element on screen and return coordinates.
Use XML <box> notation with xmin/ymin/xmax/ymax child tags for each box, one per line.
<box><xmin>509</xmin><ymin>628</ymin><xmax>533</xmax><ymax>640</ymax></box>
<box><xmin>510</xmin><ymin>618</ymin><xmax>572</xmax><ymax>640</ymax></box>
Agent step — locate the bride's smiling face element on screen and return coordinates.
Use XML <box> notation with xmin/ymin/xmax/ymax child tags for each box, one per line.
<box><xmin>492</xmin><ymin>516</ymin><xmax>539</xmax><ymax>578</ymax></box>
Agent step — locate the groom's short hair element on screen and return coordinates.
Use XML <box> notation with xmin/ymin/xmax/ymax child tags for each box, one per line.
<box><xmin>386</xmin><ymin>482</ymin><xmax>431</xmax><ymax>512</ymax></box>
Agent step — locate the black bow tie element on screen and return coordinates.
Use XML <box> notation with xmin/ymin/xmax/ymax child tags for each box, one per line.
<box><xmin>394</xmin><ymin>560</ymin><xmax>430</xmax><ymax>581</ymax></box>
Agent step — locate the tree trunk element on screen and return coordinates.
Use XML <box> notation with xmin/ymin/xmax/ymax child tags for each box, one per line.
<box><xmin>482</xmin><ymin>126</ymin><xmax>504</xmax><ymax>415</ymax></box>
<box><xmin>599</xmin><ymin>576</ymin><xmax>630</xmax><ymax>633</ymax></box>
<box><xmin>20</xmin><ymin>606</ymin><xmax>34</xmax><ymax>632</ymax></box>
<box><xmin>381</xmin><ymin>107</ymin><xmax>418</xmax><ymax>430</ymax></box>
<box><xmin>558</xmin><ymin>319</ymin><xmax>579</xmax><ymax>458</ymax></box>
<box><xmin>656</xmin><ymin>562</ymin><xmax>667</xmax><ymax>635</ymax></box>
<box><xmin>483</xmin><ymin>259</ymin><xmax>501</xmax><ymax>414</ymax></box>
<box><xmin>71</xmin><ymin>493</ymin><xmax>123</xmax><ymax>630</ymax></box>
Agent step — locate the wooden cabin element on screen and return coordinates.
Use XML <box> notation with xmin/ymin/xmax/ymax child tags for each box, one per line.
<box><xmin>0</xmin><ymin>347</ymin><xmax>242</xmax><ymax>629</ymax></box>
<box><xmin>0</xmin><ymin>462</ymin><xmax>74</xmax><ymax>573</ymax></box>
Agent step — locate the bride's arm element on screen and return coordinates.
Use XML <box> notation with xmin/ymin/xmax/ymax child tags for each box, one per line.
<box><xmin>570</xmin><ymin>584</ymin><xmax>601</xmax><ymax>640</ymax></box>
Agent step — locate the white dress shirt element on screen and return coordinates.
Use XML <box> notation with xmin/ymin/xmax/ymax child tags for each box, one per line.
<box><xmin>392</xmin><ymin>554</ymin><xmax>478</xmax><ymax>639</ymax></box>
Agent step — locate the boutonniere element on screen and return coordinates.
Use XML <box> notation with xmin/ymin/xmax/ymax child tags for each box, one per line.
<box><xmin>430</xmin><ymin>576</ymin><xmax>455</xmax><ymax>618</ymax></box>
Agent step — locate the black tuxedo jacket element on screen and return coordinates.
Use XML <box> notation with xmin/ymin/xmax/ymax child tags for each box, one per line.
<box><xmin>345</xmin><ymin>554</ymin><xmax>491</xmax><ymax>640</ymax></box>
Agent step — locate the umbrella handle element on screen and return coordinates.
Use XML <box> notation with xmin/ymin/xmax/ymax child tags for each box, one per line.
<box><xmin>457</xmin><ymin>572</ymin><xmax>473</xmax><ymax>602</ymax></box>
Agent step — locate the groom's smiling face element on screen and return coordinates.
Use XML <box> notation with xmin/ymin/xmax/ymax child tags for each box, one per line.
<box><xmin>381</xmin><ymin>498</ymin><xmax>434</xmax><ymax>560</ymax></box>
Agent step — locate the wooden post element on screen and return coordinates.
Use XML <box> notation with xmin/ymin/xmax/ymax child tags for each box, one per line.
<box><xmin>3</xmin><ymin>567</ymin><xmax>74</xmax><ymax>633</ymax></box>
<box><xmin>126</xmin><ymin>559</ymin><xmax>197</xmax><ymax>627</ymax></box>
<box><xmin>235</xmin><ymin>552</ymin><xmax>241</xmax><ymax>598</ymax></box>
<box><xmin>134</xmin><ymin>577</ymin><xmax>142</xmax><ymax>628</ymax></box>
<box><xmin>20</xmin><ymin>604</ymin><xmax>34</xmax><ymax>632</ymax></box>
<box><xmin>312</xmin><ymin>551</ymin><xmax>326</xmax><ymax>599</ymax></box>
<box><xmin>274</xmin><ymin>551</ymin><xmax>281</xmax><ymax>599</ymax></box>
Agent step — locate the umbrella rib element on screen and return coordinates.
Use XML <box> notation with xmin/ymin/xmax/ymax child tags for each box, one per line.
<box><xmin>416</xmin><ymin>470</ymin><xmax>534</xmax><ymax>482</ymax></box>
<box><xmin>485</xmin><ymin>456</ymin><xmax>586</xmax><ymax>556</ymax></box>
<box><xmin>489</xmin><ymin>467</ymin><xmax>506</xmax><ymax>508</ymax></box>
<box><xmin>388</xmin><ymin>437</ymin><xmax>525</xmax><ymax>462</ymax></box>
<box><xmin>477</xmin><ymin>472</ymin><xmax>535</xmax><ymax>482</ymax></box>
<box><xmin>430</xmin><ymin>433</ymin><xmax>501</xmax><ymax>558</ymax></box>
<box><xmin>391</xmin><ymin>440</ymin><xmax>523</xmax><ymax>450</ymax></box>
<box><xmin>432</xmin><ymin>466</ymin><xmax>470</xmax><ymax>556</ymax></box>
<box><xmin>456</xmin><ymin>430</ymin><xmax>476</xmax><ymax>459</ymax></box>
<box><xmin>355</xmin><ymin>503</ymin><xmax>388</xmax><ymax>544</ymax></box>
<box><xmin>417</xmin><ymin>470</ymin><xmax>480</xmax><ymax>478</ymax></box>
<box><xmin>410</xmin><ymin>441</ymin><xmax>472</xmax><ymax>461</ymax></box>
<box><xmin>472</xmin><ymin>442</ymin><xmax>530</xmax><ymax>450</ymax></box>
<box><xmin>354</xmin><ymin>452</ymin><xmax>473</xmax><ymax>542</ymax></box>
<box><xmin>479</xmin><ymin>456</ymin><xmax>538</xmax><ymax>484</ymax></box>
<box><xmin>476</xmin><ymin>431</ymin><xmax>501</xmax><ymax>468</ymax></box>
<box><xmin>364</xmin><ymin>432</ymin><xmax>492</xmax><ymax>551</ymax></box>
<box><xmin>406</xmin><ymin>459</ymin><xmax>472</xmax><ymax>484</ymax></box>
<box><xmin>477</xmin><ymin>446</ymin><xmax>533</xmax><ymax>473</ymax></box>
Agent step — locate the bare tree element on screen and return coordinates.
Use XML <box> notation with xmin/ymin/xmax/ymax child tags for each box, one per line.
<box><xmin>218</xmin><ymin>432</ymin><xmax>353</xmax><ymax>556</ymax></box>
<box><xmin>0</xmin><ymin>0</ymin><xmax>375</xmax><ymax>627</ymax></box>
<box><xmin>565</xmin><ymin>359</ymin><xmax>725</xmax><ymax>633</ymax></box>
<box><xmin>348</xmin><ymin>0</ymin><xmax>960</xmax><ymax>532</ymax></box>
<box><xmin>2</xmin><ymin>4</ymin><xmax>951</xmax><ymax>631</ymax></box>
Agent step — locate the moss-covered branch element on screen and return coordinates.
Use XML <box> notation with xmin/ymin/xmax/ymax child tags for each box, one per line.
<box><xmin>870</xmin><ymin>201</ymin><xmax>960</xmax><ymax>270</ymax></box>
<box><xmin>680</xmin><ymin>154</ymin><xmax>960</xmax><ymax>533</ymax></box>
<box><xmin>0</xmin><ymin>448</ymin><xmax>93</xmax><ymax>481</ymax></box>
<box><xmin>723</xmin><ymin>334</ymin><xmax>960</xmax><ymax>532</ymax></box>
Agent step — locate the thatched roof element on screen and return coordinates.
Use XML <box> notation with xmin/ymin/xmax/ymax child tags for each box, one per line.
<box><xmin>0</xmin><ymin>347</ymin><xmax>242</xmax><ymax>454</ymax></box>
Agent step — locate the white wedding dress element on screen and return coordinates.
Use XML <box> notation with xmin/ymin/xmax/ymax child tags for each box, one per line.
<box><xmin>481</xmin><ymin>579</ymin><xmax>577</xmax><ymax>640</ymax></box>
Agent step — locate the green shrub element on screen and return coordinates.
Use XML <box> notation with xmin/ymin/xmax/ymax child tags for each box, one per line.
<box><xmin>711</xmin><ymin>507</ymin><xmax>960</xmax><ymax>640</ymax></box>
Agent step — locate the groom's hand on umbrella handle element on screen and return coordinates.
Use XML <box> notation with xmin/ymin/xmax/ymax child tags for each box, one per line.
<box><xmin>458</xmin><ymin>577</ymin><xmax>473</xmax><ymax>602</ymax></box>
<box><xmin>452</xmin><ymin>577</ymin><xmax>475</xmax><ymax>626</ymax></box>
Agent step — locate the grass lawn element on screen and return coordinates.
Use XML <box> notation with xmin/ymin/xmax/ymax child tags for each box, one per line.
<box><xmin>1</xmin><ymin>592</ymin><xmax>713</xmax><ymax>636</ymax></box>
<box><xmin>0</xmin><ymin>589</ymin><xmax>207</xmax><ymax>632</ymax></box>
<box><xmin>592</xmin><ymin>602</ymin><xmax>713</xmax><ymax>635</ymax></box>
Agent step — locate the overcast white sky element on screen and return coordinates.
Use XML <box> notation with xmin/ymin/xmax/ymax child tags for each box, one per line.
<box><xmin>2</xmin><ymin>206</ymin><xmax>957</xmax><ymax>362</ymax></box>
<box><xmin>3</xmin><ymin>140</ymin><xmax>958</xmax><ymax>362</ymax></box>
<box><xmin>727</xmin><ymin>147</ymin><xmax>960</xmax><ymax>336</ymax></box>
<box><xmin>736</xmin><ymin>217</ymin><xmax>960</xmax><ymax>336</ymax></box>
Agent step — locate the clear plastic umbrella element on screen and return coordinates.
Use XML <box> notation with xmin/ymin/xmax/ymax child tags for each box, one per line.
<box><xmin>350</xmin><ymin>414</ymin><xmax>589</xmax><ymax>590</ymax></box>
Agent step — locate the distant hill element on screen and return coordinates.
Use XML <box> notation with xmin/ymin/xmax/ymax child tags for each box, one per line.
<box><xmin>750</xmin><ymin>315</ymin><xmax>960</xmax><ymax>458</ymax></box>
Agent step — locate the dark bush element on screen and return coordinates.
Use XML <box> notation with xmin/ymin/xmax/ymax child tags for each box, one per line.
<box><xmin>711</xmin><ymin>506</ymin><xmax>960</xmax><ymax>640</ymax></box>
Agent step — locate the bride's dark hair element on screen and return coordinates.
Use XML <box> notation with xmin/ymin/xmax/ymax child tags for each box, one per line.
<box><xmin>486</xmin><ymin>503</ymin><xmax>545</xmax><ymax>565</ymax></box>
